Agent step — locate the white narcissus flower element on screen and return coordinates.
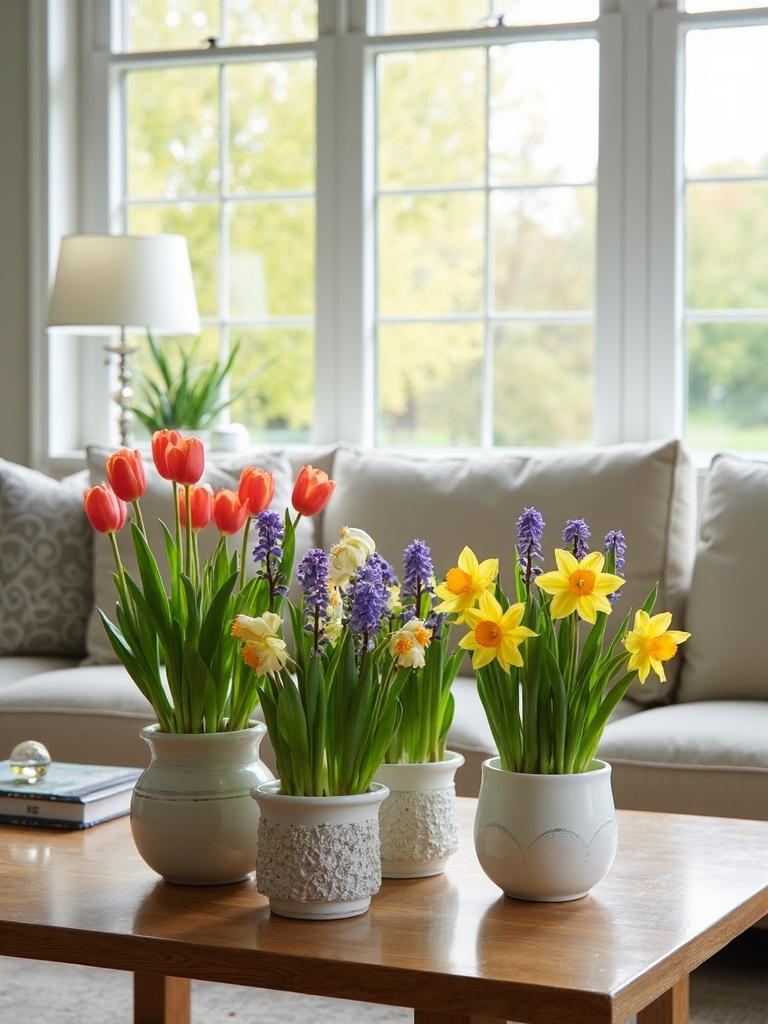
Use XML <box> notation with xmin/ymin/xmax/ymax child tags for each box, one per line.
<box><xmin>328</xmin><ymin>526</ymin><xmax>376</xmax><ymax>586</ymax></box>
<box><xmin>232</xmin><ymin>611</ymin><xmax>288</xmax><ymax>677</ymax></box>
<box><xmin>324</xmin><ymin>583</ymin><xmax>344</xmax><ymax>642</ymax></box>
<box><xmin>388</xmin><ymin>618</ymin><xmax>433</xmax><ymax>669</ymax></box>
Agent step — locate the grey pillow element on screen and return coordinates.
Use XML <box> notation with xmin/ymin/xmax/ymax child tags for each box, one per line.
<box><xmin>0</xmin><ymin>459</ymin><xmax>93</xmax><ymax>656</ymax></box>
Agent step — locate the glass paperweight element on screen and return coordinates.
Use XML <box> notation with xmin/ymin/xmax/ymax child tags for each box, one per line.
<box><xmin>10</xmin><ymin>741</ymin><xmax>51</xmax><ymax>783</ymax></box>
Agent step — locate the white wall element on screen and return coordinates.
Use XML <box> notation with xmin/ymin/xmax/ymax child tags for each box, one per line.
<box><xmin>0</xmin><ymin>3</ymin><xmax>31</xmax><ymax>466</ymax></box>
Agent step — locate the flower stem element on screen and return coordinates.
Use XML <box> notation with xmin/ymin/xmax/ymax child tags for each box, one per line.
<box><xmin>184</xmin><ymin>484</ymin><xmax>192</xmax><ymax>579</ymax></box>
<box><xmin>239</xmin><ymin>516</ymin><xmax>251</xmax><ymax>592</ymax></box>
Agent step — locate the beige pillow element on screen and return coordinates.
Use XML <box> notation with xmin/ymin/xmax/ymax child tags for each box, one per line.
<box><xmin>322</xmin><ymin>439</ymin><xmax>697</xmax><ymax>703</ymax></box>
<box><xmin>84</xmin><ymin>445</ymin><xmax>306</xmax><ymax>664</ymax></box>
<box><xmin>677</xmin><ymin>454</ymin><xmax>768</xmax><ymax>702</ymax></box>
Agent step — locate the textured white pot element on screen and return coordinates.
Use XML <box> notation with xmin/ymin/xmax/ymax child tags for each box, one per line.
<box><xmin>131</xmin><ymin>723</ymin><xmax>273</xmax><ymax>886</ymax></box>
<box><xmin>251</xmin><ymin>781</ymin><xmax>389</xmax><ymax>920</ymax></box>
<box><xmin>474</xmin><ymin>757</ymin><xmax>618</xmax><ymax>902</ymax></box>
<box><xmin>373</xmin><ymin>751</ymin><xmax>465</xmax><ymax>878</ymax></box>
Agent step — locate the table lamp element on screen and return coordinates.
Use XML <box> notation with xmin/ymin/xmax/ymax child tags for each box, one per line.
<box><xmin>47</xmin><ymin>233</ymin><xmax>201</xmax><ymax>446</ymax></box>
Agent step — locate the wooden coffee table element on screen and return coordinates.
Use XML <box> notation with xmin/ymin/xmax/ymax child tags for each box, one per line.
<box><xmin>0</xmin><ymin>800</ymin><xmax>766</xmax><ymax>1024</ymax></box>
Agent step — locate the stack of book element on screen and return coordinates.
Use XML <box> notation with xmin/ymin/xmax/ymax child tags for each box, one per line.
<box><xmin>0</xmin><ymin>761</ymin><xmax>142</xmax><ymax>829</ymax></box>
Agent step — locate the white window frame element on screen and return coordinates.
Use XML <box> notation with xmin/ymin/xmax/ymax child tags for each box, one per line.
<box><xmin>33</xmin><ymin>0</ymin><xmax>768</xmax><ymax>470</ymax></box>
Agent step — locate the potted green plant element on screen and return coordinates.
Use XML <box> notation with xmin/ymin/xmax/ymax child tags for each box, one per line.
<box><xmin>440</xmin><ymin>509</ymin><xmax>690</xmax><ymax>902</ymax></box>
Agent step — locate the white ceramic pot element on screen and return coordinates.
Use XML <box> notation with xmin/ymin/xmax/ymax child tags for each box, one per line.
<box><xmin>373</xmin><ymin>751</ymin><xmax>465</xmax><ymax>878</ymax></box>
<box><xmin>251</xmin><ymin>781</ymin><xmax>389</xmax><ymax>920</ymax></box>
<box><xmin>131</xmin><ymin>723</ymin><xmax>274</xmax><ymax>886</ymax></box>
<box><xmin>474</xmin><ymin>757</ymin><xmax>618</xmax><ymax>902</ymax></box>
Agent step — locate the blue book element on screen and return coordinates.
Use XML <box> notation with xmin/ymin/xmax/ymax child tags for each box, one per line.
<box><xmin>0</xmin><ymin>761</ymin><xmax>142</xmax><ymax>829</ymax></box>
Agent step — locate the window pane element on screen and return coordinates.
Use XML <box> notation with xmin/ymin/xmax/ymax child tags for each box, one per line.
<box><xmin>686</xmin><ymin>27</ymin><xmax>768</xmax><ymax>179</ymax></box>
<box><xmin>228</xmin><ymin>327</ymin><xmax>314</xmax><ymax>442</ymax></box>
<box><xmin>226</xmin><ymin>0</ymin><xmax>317</xmax><ymax>44</ymax></box>
<box><xmin>228</xmin><ymin>61</ymin><xmax>315</xmax><ymax>194</ymax></box>
<box><xmin>128</xmin><ymin>0</ymin><xmax>220</xmax><ymax>52</ymax></box>
<box><xmin>131</xmin><ymin>327</ymin><xmax>221</xmax><ymax>440</ymax></box>
<box><xmin>378</xmin><ymin>193</ymin><xmax>485</xmax><ymax>316</ymax></box>
<box><xmin>493</xmin><ymin>188</ymin><xmax>595</xmax><ymax>312</ymax></box>
<box><xmin>128</xmin><ymin>202</ymin><xmax>220</xmax><ymax>317</ymax></box>
<box><xmin>377</xmin><ymin>49</ymin><xmax>486</xmax><ymax>189</ymax></box>
<box><xmin>385</xmin><ymin>0</ymin><xmax>597</xmax><ymax>33</ymax></box>
<box><xmin>494</xmin><ymin>324</ymin><xmax>593</xmax><ymax>446</ymax></box>
<box><xmin>490</xmin><ymin>40</ymin><xmax>598</xmax><ymax>186</ymax></box>
<box><xmin>228</xmin><ymin>200</ymin><xmax>315</xmax><ymax>318</ymax></box>
<box><xmin>687</xmin><ymin>322</ymin><xmax>768</xmax><ymax>450</ymax></box>
<box><xmin>686</xmin><ymin>181</ymin><xmax>768</xmax><ymax>309</ymax></box>
<box><xmin>127</xmin><ymin>66</ymin><xmax>219</xmax><ymax>198</ymax></box>
<box><xmin>378</xmin><ymin>323</ymin><xmax>483</xmax><ymax>446</ymax></box>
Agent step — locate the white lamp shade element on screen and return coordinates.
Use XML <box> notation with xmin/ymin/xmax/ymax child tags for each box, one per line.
<box><xmin>47</xmin><ymin>234</ymin><xmax>201</xmax><ymax>335</ymax></box>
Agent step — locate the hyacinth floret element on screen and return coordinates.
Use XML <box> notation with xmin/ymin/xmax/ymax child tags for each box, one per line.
<box><xmin>297</xmin><ymin>548</ymin><xmax>331</xmax><ymax>649</ymax></box>
<box><xmin>252</xmin><ymin>509</ymin><xmax>288</xmax><ymax>606</ymax></box>
<box><xmin>401</xmin><ymin>539</ymin><xmax>435</xmax><ymax>605</ymax></box>
<box><xmin>516</xmin><ymin>507</ymin><xmax>545</xmax><ymax>586</ymax></box>
<box><xmin>368</xmin><ymin>552</ymin><xmax>399</xmax><ymax>588</ymax></box>
<box><xmin>604</xmin><ymin>529</ymin><xmax>627</xmax><ymax>604</ymax></box>
<box><xmin>348</xmin><ymin>560</ymin><xmax>388</xmax><ymax>647</ymax></box>
<box><xmin>563</xmin><ymin>518</ymin><xmax>591</xmax><ymax>561</ymax></box>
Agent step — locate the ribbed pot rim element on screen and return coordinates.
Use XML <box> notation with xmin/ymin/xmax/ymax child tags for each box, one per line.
<box><xmin>140</xmin><ymin>721</ymin><xmax>266</xmax><ymax>742</ymax></box>
<box><xmin>253</xmin><ymin>780</ymin><xmax>389</xmax><ymax>807</ymax></box>
<box><xmin>483</xmin><ymin>756</ymin><xmax>611</xmax><ymax>783</ymax></box>
<box><xmin>377</xmin><ymin>750</ymin><xmax>465</xmax><ymax>771</ymax></box>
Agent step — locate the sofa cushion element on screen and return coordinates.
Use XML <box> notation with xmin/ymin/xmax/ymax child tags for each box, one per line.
<box><xmin>677</xmin><ymin>454</ymin><xmax>768</xmax><ymax>702</ymax></box>
<box><xmin>84</xmin><ymin>445</ymin><xmax>309</xmax><ymax>664</ymax></box>
<box><xmin>598</xmin><ymin>701</ymin><xmax>768</xmax><ymax>820</ymax></box>
<box><xmin>0</xmin><ymin>460</ymin><xmax>94</xmax><ymax>657</ymax></box>
<box><xmin>323</xmin><ymin>439</ymin><xmax>697</xmax><ymax>703</ymax></box>
<box><xmin>0</xmin><ymin>656</ymin><xmax>81</xmax><ymax>689</ymax></box>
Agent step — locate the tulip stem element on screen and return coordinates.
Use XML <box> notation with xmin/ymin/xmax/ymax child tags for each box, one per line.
<box><xmin>173</xmin><ymin>482</ymin><xmax>182</xmax><ymax>557</ymax></box>
<box><xmin>132</xmin><ymin>499</ymin><xmax>146</xmax><ymax>538</ymax></box>
<box><xmin>184</xmin><ymin>485</ymin><xmax>192</xmax><ymax>582</ymax></box>
<box><xmin>108</xmin><ymin>531</ymin><xmax>129</xmax><ymax>610</ymax></box>
<box><xmin>239</xmin><ymin>516</ymin><xmax>251</xmax><ymax>592</ymax></box>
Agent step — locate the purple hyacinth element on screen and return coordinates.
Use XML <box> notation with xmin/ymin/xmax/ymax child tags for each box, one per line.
<box><xmin>348</xmin><ymin>560</ymin><xmax>388</xmax><ymax>643</ymax></box>
<box><xmin>297</xmin><ymin>548</ymin><xmax>331</xmax><ymax>648</ymax></box>
<box><xmin>368</xmin><ymin>552</ymin><xmax>399</xmax><ymax>588</ymax></box>
<box><xmin>516</xmin><ymin>507</ymin><xmax>545</xmax><ymax>586</ymax></box>
<box><xmin>604</xmin><ymin>530</ymin><xmax>626</xmax><ymax>572</ymax></box>
<box><xmin>604</xmin><ymin>530</ymin><xmax>627</xmax><ymax>604</ymax></box>
<box><xmin>563</xmin><ymin>518</ymin><xmax>590</xmax><ymax>561</ymax></box>
<box><xmin>402</xmin><ymin>540</ymin><xmax>434</xmax><ymax>598</ymax></box>
<box><xmin>253</xmin><ymin>509</ymin><xmax>288</xmax><ymax>607</ymax></box>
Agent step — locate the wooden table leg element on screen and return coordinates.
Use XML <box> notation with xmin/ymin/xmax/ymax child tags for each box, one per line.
<box><xmin>637</xmin><ymin>976</ymin><xmax>690</xmax><ymax>1024</ymax></box>
<box><xmin>414</xmin><ymin>1013</ymin><xmax>506</xmax><ymax>1024</ymax></box>
<box><xmin>134</xmin><ymin>973</ymin><xmax>191</xmax><ymax>1024</ymax></box>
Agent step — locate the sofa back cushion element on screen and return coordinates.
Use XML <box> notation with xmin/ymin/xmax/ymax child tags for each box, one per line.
<box><xmin>321</xmin><ymin>439</ymin><xmax>697</xmax><ymax>703</ymax></box>
<box><xmin>0</xmin><ymin>460</ymin><xmax>93</xmax><ymax>656</ymax></box>
<box><xmin>677</xmin><ymin>453</ymin><xmax>768</xmax><ymax>702</ymax></box>
<box><xmin>84</xmin><ymin>445</ymin><xmax>308</xmax><ymax>665</ymax></box>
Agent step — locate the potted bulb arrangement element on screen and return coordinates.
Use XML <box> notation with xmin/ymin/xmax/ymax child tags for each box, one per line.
<box><xmin>372</xmin><ymin>540</ymin><xmax>466</xmax><ymax>879</ymax></box>
<box><xmin>440</xmin><ymin>510</ymin><xmax>689</xmax><ymax>902</ymax></box>
<box><xmin>82</xmin><ymin>433</ymin><xmax>334</xmax><ymax>885</ymax></box>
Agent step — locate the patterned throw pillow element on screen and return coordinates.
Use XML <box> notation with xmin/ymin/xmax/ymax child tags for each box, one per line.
<box><xmin>0</xmin><ymin>460</ymin><xmax>93</xmax><ymax>656</ymax></box>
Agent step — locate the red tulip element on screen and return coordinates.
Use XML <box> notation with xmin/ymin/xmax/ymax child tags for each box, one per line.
<box><xmin>164</xmin><ymin>436</ymin><xmax>205</xmax><ymax>486</ymax></box>
<box><xmin>84</xmin><ymin>485</ymin><xmax>127</xmax><ymax>534</ymax></box>
<box><xmin>213</xmin><ymin>489</ymin><xmax>250</xmax><ymax>536</ymax></box>
<box><xmin>151</xmin><ymin>429</ymin><xmax>183</xmax><ymax>480</ymax></box>
<box><xmin>178</xmin><ymin>483</ymin><xmax>214</xmax><ymax>532</ymax></box>
<box><xmin>106</xmin><ymin>449</ymin><xmax>147</xmax><ymax>503</ymax></box>
<box><xmin>292</xmin><ymin>465</ymin><xmax>336</xmax><ymax>517</ymax></box>
<box><xmin>238</xmin><ymin>467</ymin><xmax>275</xmax><ymax>516</ymax></box>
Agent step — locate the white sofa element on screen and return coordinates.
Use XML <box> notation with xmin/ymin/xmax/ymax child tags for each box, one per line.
<box><xmin>0</xmin><ymin>437</ymin><xmax>766</xmax><ymax>821</ymax></box>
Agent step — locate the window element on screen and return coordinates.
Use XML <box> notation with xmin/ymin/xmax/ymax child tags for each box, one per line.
<box><xmin>42</xmin><ymin>0</ymin><xmax>768</xmax><ymax>459</ymax></box>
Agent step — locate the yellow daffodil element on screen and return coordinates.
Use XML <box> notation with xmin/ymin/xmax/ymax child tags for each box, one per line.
<box><xmin>435</xmin><ymin>546</ymin><xmax>499</xmax><ymax>623</ymax></box>
<box><xmin>387</xmin><ymin>618</ymin><xmax>433</xmax><ymax>668</ymax></box>
<box><xmin>459</xmin><ymin>592</ymin><xmax>537</xmax><ymax>673</ymax></box>
<box><xmin>232</xmin><ymin>611</ymin><xmax>288</xmax><ymax>677</ymax></box>
<box><xmin>623</xmin><ymin>610</ymin><xmax>690</xmax><ymax>683</ymax></box>
<box><xmin>535</xmin><ymin>549</ymin><xmax>624</xmax><ymax>623</ymax></box>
